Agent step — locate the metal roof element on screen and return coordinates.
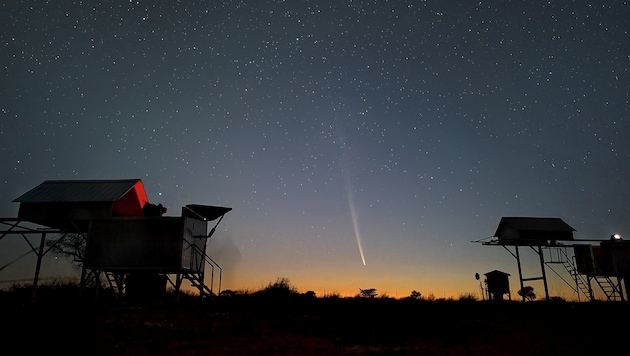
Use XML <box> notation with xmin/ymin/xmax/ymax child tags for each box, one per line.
<box><xmin>13</xmin><ymin>179</ymin><xmax>143</xmax><ymax>203</ymax></box>
<box><xmin>494</xmin><ymin>217</ymin><xmax>576</xmax><ymax>236</ymax></box>
<box><xmin>186</xmin><ymin>204</ymin><xmax>232</xmax><ymax>221</ymax></box>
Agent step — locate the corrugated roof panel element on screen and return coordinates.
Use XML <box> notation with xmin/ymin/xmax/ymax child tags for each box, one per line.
<box><xmin>13</xmin><ymin>179</ymin><xmax>142</xmax><ymax>203</ymax></box>
<box><xmin>497</xmin><ymin>217</ymin><xmax>576</xmax><ymax>233</ymax></box>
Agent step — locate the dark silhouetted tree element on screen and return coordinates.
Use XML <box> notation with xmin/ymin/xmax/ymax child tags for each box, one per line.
<box><xmin>408</xmin><ymin>290</ymin><xmax>422</xmax><ymax>300</ymax></box>
<box><xmin>46</xmin><ymin>233</ymin><xmax>87</xmax><ymax>270</ymax></box>
<box><xmin>359</xmin><ymin>288</ymin><xmax>377</xmax><ymax>298</ymax></box>
<box><xmin>518</xmin><ymin>286</ymin><xmax>536</xmax><ymax>301</ymax></box>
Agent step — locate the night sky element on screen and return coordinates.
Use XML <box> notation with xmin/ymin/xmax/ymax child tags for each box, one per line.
<box><xmin>1</xmin><ymin>1</ymin><xmax>629</xmax><ymax>299</ymax></box>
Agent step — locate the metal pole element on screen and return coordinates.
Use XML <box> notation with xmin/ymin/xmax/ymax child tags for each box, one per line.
<box><xmin>538</xmin><ymin>245</ymin><xmax>550</xmax><ymax>301</ymax></box>
<box><xmin>515</xmin><ymin>246</ymin><xmax>525</xmax><ymax>301</ymax></box>
<box><xmin>31</xmin><ymin>232</ymin><xmax>47</xmax><ymax>304</ymax></box>
<box><xmin>617</xmin><ymin>277</ymin><xmax>625</xmax><ymax>301</ymax></box>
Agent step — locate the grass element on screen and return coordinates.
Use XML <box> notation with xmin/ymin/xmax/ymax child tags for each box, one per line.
<box><xmin>1</xmin><ymin>279</ymin><xmax>626</xmax><ymax>355</ymax></box>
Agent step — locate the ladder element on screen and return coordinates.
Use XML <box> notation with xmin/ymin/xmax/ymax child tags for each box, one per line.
<box><xmin>592</xmin><ymin>275</ymin><xmax>624</xmax><ymax>301</ymax></box>
<box><xmin>104</xmin><ymin>271</ymin><xmax>125</xmax><ymax>300</ymax></box>
<box><xmin>544</xmin><ymin>246</ymin><xmax>593</xmax><ymax>301</ymax></box>
<box><xmin>560</xmin><ymin>259</ymin><xmax>592</xmax><ymax>301</ymax></box>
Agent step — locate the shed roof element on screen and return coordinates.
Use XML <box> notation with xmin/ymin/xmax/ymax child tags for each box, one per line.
<box><xmin>186</xmin><ymin>204</ymin><xmax>232</xmax><ymax>221</ymax></box>
<box><xmin>494</xmin><ymin>217</ymin><xmax>575</xmax><ymax>236</ymax></box>
<box><xmin>13</xmin><ymin>179</ymin><xmax>143</xmax><ymax>203</ymax></box>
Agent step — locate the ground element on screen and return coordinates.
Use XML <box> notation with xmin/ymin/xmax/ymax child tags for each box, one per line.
<box><xmin>2</xmin><ymin>296</ymin><xmax>626</xmax><ymax>355</ymax></box>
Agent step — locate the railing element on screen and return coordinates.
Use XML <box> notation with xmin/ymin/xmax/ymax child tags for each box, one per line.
<box><xmin>543</xmin><ymin>245</ymin><xmax>625</xmax><ymax>301</ymax></box>
<box><xmin>183</xmin><ymin>239</ymin><xmax>223</xmax><ymax>297</ymax></box>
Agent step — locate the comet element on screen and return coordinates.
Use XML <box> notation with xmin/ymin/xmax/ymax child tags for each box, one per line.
<box><xmin>346</xmin><ymin>184</ymin><xmax>366</xmax><ymax>265</ymax></box>
<box><xmin>336</xmin><ymin>123</ymin><xmax>366</xmax><ymax>266</ymax></box>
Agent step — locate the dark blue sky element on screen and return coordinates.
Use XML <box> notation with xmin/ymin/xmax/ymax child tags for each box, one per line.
<box><xmin>1</xmin><ymin>1</ymin><xmax>629</xmax><ymax>298</ymax></box>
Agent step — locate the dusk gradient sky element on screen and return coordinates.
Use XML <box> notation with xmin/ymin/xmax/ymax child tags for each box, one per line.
<box><xmin>1</xmin><ymin>1</ymin><xmax>629</xmax><ymax>300</ymax></box>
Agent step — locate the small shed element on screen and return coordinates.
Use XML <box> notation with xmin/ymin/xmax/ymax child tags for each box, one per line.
<box><xmin>13</xmin><ymin>179</ymin><xmax>149</xmax><ymax>231</ymax></box>
<box><xmin>484</xmin><ymin>270</ymin><xmax>511</xmax><ymax>301</ymax></box>
<box><xmin>494</xmin><ymin>217</ymin><xmax>575</xmax><ymax>246</ymax></box>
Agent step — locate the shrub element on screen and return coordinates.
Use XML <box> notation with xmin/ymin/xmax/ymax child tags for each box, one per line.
<box><xmin>323</xmin><ymin>291</ymin><xmax>341</xmax><ymax>299</ymax></box>
<box><xmin>255</xmin><ymin>277</ymin><xmax>298</xmax><ymax>300</ymax></box>
<box><xmin>220</xmin><ymin>289</ymin><xmax>236</xmax><ymax>297</ymax></box>
<box><xmin>457</xmin><ymin>292</ymin><xmax>478</xmax><ymax>302</ymax></box>
<box><xmin>379</xmin><ymin>292</ymin><xmax>394</xmax><ymax>300</ymax></box>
